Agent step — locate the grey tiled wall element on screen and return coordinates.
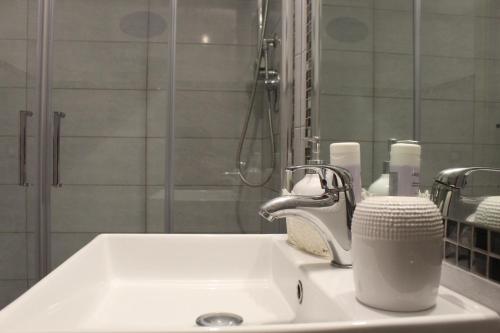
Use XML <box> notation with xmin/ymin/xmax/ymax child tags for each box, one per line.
<box><xmin>319</xmin><ymin>0</ymin><xmax>500</xmax><ymax>193</ymax></box>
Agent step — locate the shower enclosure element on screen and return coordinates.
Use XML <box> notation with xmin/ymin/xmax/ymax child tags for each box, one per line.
<box><xmin>0</xmin><ymin>0</ymin><xmax>287</xmax><ymax>308</ymax></box>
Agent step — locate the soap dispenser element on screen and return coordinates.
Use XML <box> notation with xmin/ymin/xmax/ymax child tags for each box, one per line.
<box><xmin>368</xmin><ymin>161</ymin><xmax>390</xmax><ymax>196</ymax></box>
<box><xmin>368</xmin><ymin>138</ymin><xmax>397</xmax><ymax>196</ymax></box>
<box><xmin>292</xmin><ymin>137</ymin><xmax>325</xmax><ymax>197</ymax></box>
<box><xmin>286</xmin><ymin>137</ymin><xmax>332</xmax><ymax>258</ymax></box>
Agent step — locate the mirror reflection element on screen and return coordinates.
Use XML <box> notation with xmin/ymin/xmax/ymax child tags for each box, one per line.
<box><xmin>317</xmin><ymin>0</ymin><xmax>500</xmax><ymax>203</ymax></box>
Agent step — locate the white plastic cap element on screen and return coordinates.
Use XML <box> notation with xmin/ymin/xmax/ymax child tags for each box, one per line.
<box><xmin>330</xmin><ymin>142</ymin><xmax>361</xmax><ymax>166</ymax></box>
<box><xmin>390</xmin><ymin>143</ymin><xmax>421</xmax><ymax>166</ymax></box>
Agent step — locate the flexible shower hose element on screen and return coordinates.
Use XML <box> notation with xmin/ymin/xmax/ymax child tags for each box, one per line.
<box><xmin>236</xmin><ymin>0</ymin><xmax>276</xmax><ymax>187</ymax></box>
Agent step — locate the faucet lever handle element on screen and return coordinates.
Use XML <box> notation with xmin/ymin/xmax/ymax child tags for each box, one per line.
<box><xmin>284</xmin><ymin>166</ymin><xmax>328</xmax><ymax>193</ymax></box>
<box><xmin>284</xmin><ymin>164</ymin><xmax>356</xmax><ymax>232</ymax></box>
<box><xmin>284</xmin><ymin>164</ymin><xmax>353</xmax><ymax>193</ymax></box>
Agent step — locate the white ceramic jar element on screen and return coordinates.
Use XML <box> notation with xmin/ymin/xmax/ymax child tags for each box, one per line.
<box><xmin>352</xmin><ymin>196</ymin><xmax>444</xmax><ymax>312</ymax></box>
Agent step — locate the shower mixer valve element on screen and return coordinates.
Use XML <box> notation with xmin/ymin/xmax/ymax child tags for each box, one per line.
<box><xmin>257</xmin><ymin>35</ymin><xmax>280</xmax><ymax>90</ymax></box>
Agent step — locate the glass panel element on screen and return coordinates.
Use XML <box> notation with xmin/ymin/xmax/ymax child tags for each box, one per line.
<box><xmin>0</xmin><ymin>0</ymin><xmax>40</xmax><ymax>309</ymax></box>
<box><xmin>444</xmin><ymin>241</ymin><xmax>457</xmax><ymax>265</ymax></box>
<box><xmin>446</xmin><ymin>219</ymin><xmax>458</xmax><ymax>241</ymax></box>
<box><xmin>459</xmin><ymin>223</ymin><xmax>472</xmax><ymax>248</ymax></box>
<box><xmin>471</xmin><ymin>252</ymin><xmax>487</xmax><ymax>276</ymax></box>
<box><xmin>474</xmin><ymin>227</ymin><xmax>488</xmax><ymax>251</ymax></box>
<box><xmin>458</xmin><ymin>246</ymin><xmax>471</xmax><ymax>271</ymax></box>
<box><xmin>171</xmin><ymin>0</ymin><xmax>282</xmax><ymax>233</ymax></box>
<box><xmin>489</xmin><ymin>257</ymin><xmax>500</xmax><ymax>283</ymax></box>
<box><xmin>49</xmin><ymin>0</ymin><xmax>171</xmax><ymax>269</ymax></box>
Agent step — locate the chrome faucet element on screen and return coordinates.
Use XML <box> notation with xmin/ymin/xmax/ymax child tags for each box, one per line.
<box><xmin>259</xmin><ymin>165</ymin><xmax>356</xmax><ymax>267</ymax></box>
<box><xmin>431</xmin><ymin>167</ymin><xmax>500</xmax><ymax>222</ymax></box>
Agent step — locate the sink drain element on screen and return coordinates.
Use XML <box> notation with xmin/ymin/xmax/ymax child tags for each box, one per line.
<box><xmin>196</xmin><ymin>312</ymin><xmax>243</xmax><ymax>327</ymax></box>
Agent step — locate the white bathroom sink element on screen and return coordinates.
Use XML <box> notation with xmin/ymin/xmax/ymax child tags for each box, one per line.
<box><xmin>0</xmin><ymin>234</ymin><xmax>498</xmax><ymax>333</ymax></box>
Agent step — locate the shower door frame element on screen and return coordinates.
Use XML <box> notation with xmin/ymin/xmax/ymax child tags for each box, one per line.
<box><xmin>164</xmin><ymin>0</ymin><xmax>177</xmax><ymax>234</ymax></box>
<box><xmin>35</xmin><ymin>0</ymin><xmax>54</xmax><ymax>278</ymax></box>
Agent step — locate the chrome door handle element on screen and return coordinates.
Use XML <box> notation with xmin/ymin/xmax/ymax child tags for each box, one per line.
<box><xmin>19</xmin><ymin>110</ymin><xmax>33</xmax><ymax>186</ymax></box>
<box><xmin>52</xmin><ymin>111</ymin><xmax>65</xmax><ymax>187</ymax></box>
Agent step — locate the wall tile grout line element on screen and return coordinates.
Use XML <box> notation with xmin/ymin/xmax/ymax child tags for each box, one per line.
<box><xmin>319</xmin><ymin>93</ymin><xmax>500</xmax><ymax>104</ymax></box>
<box><xmin>320</xmin><ymin>47</ymin><xmax>500</xmax><ymax>62</ymax></box>
<box><xmin>45</xmin><ymin>88</ymin><xmax>256</xmax><ymax>93</ymax></box>
<box><xmin>323</xmin><ymin>3</ymin><xmax>500</xmax><ymax>20</ymax></box>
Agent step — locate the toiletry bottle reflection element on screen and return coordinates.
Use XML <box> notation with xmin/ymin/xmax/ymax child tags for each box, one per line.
<box><xmin>389</xmin><ymin>141</ymin><xmax>421</xmax><ymax>196</ymax></box>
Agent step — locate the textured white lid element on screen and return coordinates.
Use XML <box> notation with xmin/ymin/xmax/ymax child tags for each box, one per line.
<box><xmin>475</xmin><ymin>196</ymin><xmax>500</xmax><ymax>227</ymax></box>
<box><xmin>352</xmin><ymin>196</ymin><xmax>443</xmax><ymax>241</ymax></box>
<box><xmin>390</xmin><ymin>143</ymin><xmax>421</xmax><ymax>166</ymax></box>
<box><xmin>330</xmin><ymin>142</ymin><xmax>361</xmax><ymax>165</ymax></box>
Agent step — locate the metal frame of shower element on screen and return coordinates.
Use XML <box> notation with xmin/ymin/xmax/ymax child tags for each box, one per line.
<box><xmin>35</xmin><ymin>0</ymin><xmax>54</xmax><ymax>278</ymax></box>
<box><xmin>164</xmin><ymin>0</ymin><xmax>177</xmax><ymax>234</ymax></box>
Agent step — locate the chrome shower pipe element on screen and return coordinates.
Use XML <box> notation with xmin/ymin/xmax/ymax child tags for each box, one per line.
<box><xmin>257</xmin><ymin>0</ymin><xmax>264</xmax><ymax>40</ymax></box>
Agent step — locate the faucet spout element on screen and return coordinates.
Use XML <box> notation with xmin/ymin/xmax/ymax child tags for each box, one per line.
<box><xmin>259</xmin><ymin>193</ymin><xmax>353</xmax><ymax>267</ymax></box>
<box><xmin>259</xmin><ymin>194</ymin><xmax>335</xmax><ymax>222</ymax></box>
<box><xmin>259</xmin><ymin>164</ymin><xmax>355</xmax><ymax>267</ymax></box>
<box><xmin>431</xmin><ymin>167</ymin><xmax>500</xmax><ymax>221</ymax></box>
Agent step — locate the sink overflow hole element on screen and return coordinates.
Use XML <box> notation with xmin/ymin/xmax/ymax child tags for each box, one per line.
<box><xmin>196</xmin><ymin>313</ymin><xmax>243</xmax><ymax>327</ymax></box>
<box><xmin>297</xmin><ymin>280</ymin><xmax>303</xmax><ymax>304</ymax></box>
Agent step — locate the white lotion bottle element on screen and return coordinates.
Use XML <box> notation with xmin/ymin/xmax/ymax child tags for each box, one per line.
<box><xmin>330</xmin><ymin>142</ymin><xmax>362</xmax><ymax>203</ymax></box>
<box><xmin>389</xmin><ymin>143</ymin><xmax>421</xmax><ymax>196</ymax></box>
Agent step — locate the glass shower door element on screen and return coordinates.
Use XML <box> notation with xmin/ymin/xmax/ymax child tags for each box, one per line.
<box><xmin>0</xmin><ymin>0</ymin><xmax>40</xmax><ymax>308</ymax></box>
<box><xmin>48</xmin><ymin>0</ymin><xmax>171</xmax><ymax>269</ymax></box>
<box><xmin>169</xmin><ymin>0</ymin><xmax>282</xmax><ymax>234</ymax></box>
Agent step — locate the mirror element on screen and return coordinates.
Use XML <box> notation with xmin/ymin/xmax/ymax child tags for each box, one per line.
<box><xmin>315</xmin><ymin>0</ymin><xmax>500</xmax><ymax>196</ymax></box>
